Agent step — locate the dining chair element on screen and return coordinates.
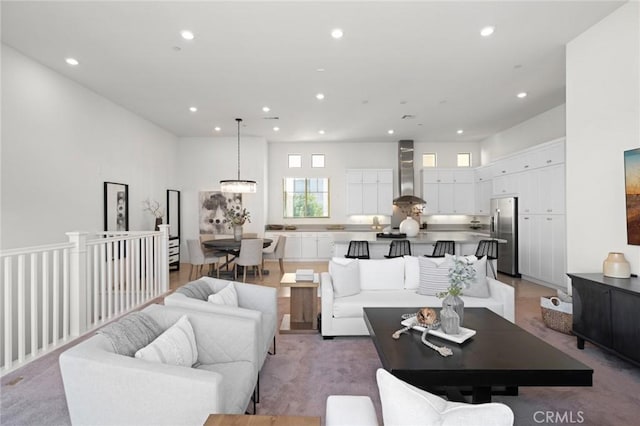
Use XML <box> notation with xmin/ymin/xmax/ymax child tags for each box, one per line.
<box><xmin>384</xmin><ymin>239</ymin><xmax>412</xmax><ymax>258</ymax></box>
<box><xmin>262</xmin><ymin>235</ymin><xmax>287</xmax><ymax>275</ymax></box>
<box><xmin>425</xmin><ymin>240</ymin><xmax>455</xmax><ymax>258</ymax></box>
<box><xmin>200</xmin><ymin>234</ymin><xmax>231</xmax><ymax>270</ymax></box>
<box><xmin>345</xmin><ymin>240</ymin><xmax>370</xmax><ymax>259</ymax></box>
<box><xmin>475</xmin><ymin>239</ymin><xmax>499</xmax><ymax>278</ymax></box>
<box><xmin>235</xmin><ymin>238</ymin><xmax>264</xmax><ymax>282</ymax></box>
<box><xmin>186</xmin><ymin>239</ymin><xmax>221</xmax><ymax>279</ymax></box>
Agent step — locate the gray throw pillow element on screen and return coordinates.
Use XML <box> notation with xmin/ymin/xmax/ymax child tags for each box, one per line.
<box><xmin>97</xmin><ymin>312</ymin><xmax>164</xmax><ymax>356</ymax></box>
<box><xmin>174</xmin><ymin>279</ymin><xmax>213</xmax><ymax>300</ymax></box>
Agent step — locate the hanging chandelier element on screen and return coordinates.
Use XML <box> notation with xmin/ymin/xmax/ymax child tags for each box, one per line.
<box><xmin>220</xmin><ymin>118</ymin><xmax>257</xmax><ymax>193</ymax></box>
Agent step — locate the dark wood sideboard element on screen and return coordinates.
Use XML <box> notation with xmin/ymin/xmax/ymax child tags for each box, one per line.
<box><xmin>567</xmin><ymin>273</ymin><xmax>640</xmax><ymax>366</ymax></box>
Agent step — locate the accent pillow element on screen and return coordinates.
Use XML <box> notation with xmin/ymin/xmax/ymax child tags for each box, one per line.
<box><xmin>329</xmin><ymin>258</ymin><xmax>360</xmax><ymax>298</ymax></box>
<box><xmin>417</xmin><ymin>256</ymin><xmax>453</xmax><ymax>296</ymax></box>
<box><xmin>135</xmin><ymin>315</ymin><xmax>198</xmax><ymax>367</ymax></box>
<box><xmin>97</xmin><ymin>311</ymin><xmax>163</xmax><ymax>356</ymax></box>
<box><xmin>444</xmin><ymin>254</ymin><xmax>490</xmax><ymax>298</ymax></box>
<box><xmin>404</xmin><ymin>256</ymin><xmax>420</xmax><ymax>290</ymax></box>
<box><xmin>359</xmin><ymin>257</ymin><xmax>405</xmax><ymax>291</ymax></box>
<box><xmin>376</xmin><ymin>369</ymin><xmax>514</xmax><ymax>426</ymax></box>
<box><xmin>174</xmin><ymin>279</ymin><xmax>214</xmax><ymax>300</ymax></box>
<box><xmin>207</xmin><ymin>282</ymin><xmax>239</xmax><ymax>306</ymax></box>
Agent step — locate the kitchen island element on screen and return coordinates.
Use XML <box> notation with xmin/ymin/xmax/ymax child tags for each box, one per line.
<box><xmin>333</xmin><ymin>231</ymin><xmax>504</xmax><ymax>258</ymax></box>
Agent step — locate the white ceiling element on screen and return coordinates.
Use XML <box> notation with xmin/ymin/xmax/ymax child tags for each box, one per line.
<box><xmin>1</xmin><ymin>1</ymin><xmax>625</xmax><ymax>143</ymax></box>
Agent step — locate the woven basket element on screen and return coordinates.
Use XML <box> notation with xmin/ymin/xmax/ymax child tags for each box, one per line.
<box><xmin>540</xmin><ymin>296</ymin><xmax>573</xmax><ymax>335</ymax></box>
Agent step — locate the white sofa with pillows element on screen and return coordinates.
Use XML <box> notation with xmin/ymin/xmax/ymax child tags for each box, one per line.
<box><xmin>320</xmin><ymin>255</ymin><xmax>515</xmax><ymax>337</ymax></box>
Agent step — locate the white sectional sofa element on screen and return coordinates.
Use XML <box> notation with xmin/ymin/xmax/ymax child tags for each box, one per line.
<box><xmin>320</xmin><ymin>256</ymin><xmax>515</xmax><ymax>337</ymax></box>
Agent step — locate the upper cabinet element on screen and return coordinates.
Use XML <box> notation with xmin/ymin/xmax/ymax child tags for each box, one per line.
<box><xmin>346</xmin><ymin>169</ymin><xmax>393</xmax><ymax>215</ymax></box>
<box><xmin>421</xmin><ymin>169</ymin><xmax>475</xmax><ymax>215</ymax></box>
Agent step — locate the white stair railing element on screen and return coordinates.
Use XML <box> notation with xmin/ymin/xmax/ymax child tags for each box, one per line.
<box><xmin>0</xmin><ymin>225</ymin><xmax>170</xmax><ymax>375</ymax></box>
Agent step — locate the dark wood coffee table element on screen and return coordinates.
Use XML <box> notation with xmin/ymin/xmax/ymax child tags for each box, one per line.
<box><xmin>364</xmin><ymin>307</ymin><xmax>593</xmax><ymax>403</ymax></box>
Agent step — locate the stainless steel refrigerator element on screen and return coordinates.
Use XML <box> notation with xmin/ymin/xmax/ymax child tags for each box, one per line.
<box><xmin>490</xmin><ymin>197</ymin><xmax>520</xmax><ymax>277</ymax></box>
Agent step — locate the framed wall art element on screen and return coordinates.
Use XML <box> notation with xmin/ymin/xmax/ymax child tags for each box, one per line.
<box><xmin>199</xmin><ymin>191</ymin><xmax>242</xmax><ymax>235</ymax></box>
<box><xmin>624</xmin><ymin>148</ymin><xmax>640</xmax><ymax>244</ymax></box>
<box><xmin>104</xmin><ymin>181</ymin><xmax>129</xmax><ymax>232</ymax></box>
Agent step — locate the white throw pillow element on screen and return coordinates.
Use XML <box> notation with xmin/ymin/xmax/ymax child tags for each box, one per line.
<box><xmin>417</xmin><ymin>256</ymin><xmax>453</xmax><ymax>296</ymax></box>
<box><xmin>376</xmin><ymin>369</ymin><xmax>514</xmax><ymax>426</ymax></box>
<box><xmin>404</xmin><ymin>256</ymin><xmax>420</xmax><ymax>290</ymax></box>
<box><xmin>359</xmin><ymin>257</ymin><xmax>405</xmax><ymax>291</ymax></box>
<box><xmin>207</xmin><ymin>282</ymin><xmax>239</xmax><ymax>306</ymax></box>
<box><xmin>329</xmin><ymin>259</ymin><xmax>361</xmax><ymax>298</ymax></box>
<box><xmin>444</xmin><ymin>254</ymin><xmax>490</xmax><ymax>298</ymax></box>
<box><xmin>134</xmin><ymin>315</ymin><xmax>198</xmax><ymax>367</ymax></box>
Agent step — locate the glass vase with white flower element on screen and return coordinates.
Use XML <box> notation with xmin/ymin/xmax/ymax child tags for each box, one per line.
<box><xmin>225</xmin><ymin>208</ymin><xmax>251</xmax><ymax>241</ymax></box>
<box><xmin>437</xmin><ymin>256</ymin><xmax>476</xmax><ymax>328</ymax></box>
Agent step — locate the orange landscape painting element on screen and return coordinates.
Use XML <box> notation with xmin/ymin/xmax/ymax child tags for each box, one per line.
<box><xmin>625</xmin><ymin>148</ymin><xmax>640</xmax><ymax>244</ymax></box>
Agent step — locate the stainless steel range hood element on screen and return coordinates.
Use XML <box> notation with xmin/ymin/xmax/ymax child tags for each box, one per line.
<box><xmin>393</xmin><ymin>140</ymin><xmax>426</xmax><ymax>205</ymax></box>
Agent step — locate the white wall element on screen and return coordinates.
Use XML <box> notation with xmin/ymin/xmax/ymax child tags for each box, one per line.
<box><xmin>480</xmin><ymin>104</ymin><xmax>566</xmax><ymax>164</ymax></box>
<box><xmin>266</xmin><ymin>140</ymin><xmax>481</xmax><ymax>225</ymax></box>
<box><xmin>1</xmin><ymin>45</ymin><xmax>179</xmax><ymax>249</ymax></box>
<box><xmin>176</xmin><ymin>136</ymin><xmax>268</xmax><ymax>246</ymax></box>
<box><xmin>566</xmin><ymin>2</ymin><xmax>640</xmax><ymax>274</ymax></box>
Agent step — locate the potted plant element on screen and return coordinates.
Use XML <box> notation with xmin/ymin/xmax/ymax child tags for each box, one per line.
<box><xmin>142</xmin><ymin>199</ymin><xmax>164</xmax><ymax>230</ymax></box>
<box><xmin>437</xmin><ymin>256</ymin><xmax>476</xmax><ymax>331</ymax></box>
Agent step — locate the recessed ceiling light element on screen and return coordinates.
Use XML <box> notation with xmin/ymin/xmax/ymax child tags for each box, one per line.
<box><xmin>480</xmin><ymin>26</ymin><xmax>495</xmax><ymax>37</ymax></box>
<box><xmin>262</xmin><ymin>106</ymin><xmax>270</xmax><ymax>112</ymax></box>
<box><xmin>457</xmin><ymin>129</ymin><xmax>464</xmax><ymax>134</ymax></box>
<box><xmin>316</xmin><ymin>93</ymin><xmax>325</xmax><ymax>100</ymax></box>
<box><xmin>331</xmin><ymin>28</ymin><xmax>343</xmax><ymax>39</ymax></box>
<box><xmin>65</xmin><ymin>58</ymin><xmax>79</xmax><ymax>66</ymax></box>
<box><xmin>189</xmin><ymin>106</ymin><xmax>198</xmax><ymax>112</ymax></box>
<box><xmin>180</xmin><ymin>30</ymin><xmax>195</xmax><ymax>40</ymax></box>
<box><xmin>316</xmin><ymin>68</ymin><xmax>325</xmax><ymax>72</ymax></box>
<box><xmin>318</xmin><ymin>130</ymin><xmax>325</xmax><ymax>135</ymax></box>
<box><xmin>214</xmin><ymin>127</ymin><xmax>221</xmax><ymax>132</ymax></box>
<box><xmin>517</xmin><ymin>92</ymin><xmax>528</xmax><ymax>98</ymax></box>
<box><xmin>273</xmin><ymin>126</ymin><xmax>280</xmax><ymax>132</ymax></box>
<box><xmin>387</xmin><ymin>129</ymin><xmax>395</xmax><ymax>135</ymax></box>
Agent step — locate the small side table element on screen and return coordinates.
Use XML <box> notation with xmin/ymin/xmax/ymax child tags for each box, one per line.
<box><xmin>279</xmin><ymin>272</ymin><xmax>319</xmax><ymax>334</ymax></box>
<box><xmin>204</xmin><ymin>414</ymin><xmax>320</xmax><ymax>426</ymax></box>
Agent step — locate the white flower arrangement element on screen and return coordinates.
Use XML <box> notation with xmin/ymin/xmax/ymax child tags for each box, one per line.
<box><xmin>142</xmin><ymin>199</ymin><xmax>164</xmax><ymax>219</ymax></box>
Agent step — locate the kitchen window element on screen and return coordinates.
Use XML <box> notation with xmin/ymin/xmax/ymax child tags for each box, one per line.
<box><xmin>288</xmin><ymin>154</ymin><xmax>302</xmax><ymax>168</ymax></box>
<box><xmin>457</xmin><ymin>153</ymin><xmax>472</xmax><ymax>167</ymax></box>
<box><xmin>423</xmin><ymin>153</ymin><xmax>437</xmax><ymax>167</ymax></box>
<box><xmin>283</xmin><ymin>177</ymin><xmax>330</xmax><ymax>218</ymax></box>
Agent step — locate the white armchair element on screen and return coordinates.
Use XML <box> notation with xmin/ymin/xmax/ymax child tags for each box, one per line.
<box><xmin>59</xmin><ymin>304</ymin><xmax>260</xmax><ymax>426</ymax></box>
<box><xmin>326</xmin><ymin>369</ymin><xmax>514</xmax><ymax>426</ymax></box>
<box><xmin>164</xmin><ymin>276</ymin><xmax>277</xmax><ymax>367</ymax></box>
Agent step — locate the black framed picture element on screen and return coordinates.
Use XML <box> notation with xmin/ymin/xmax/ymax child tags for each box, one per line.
<box><xmin>104</xmin><ymin>182</ymin><xmax>129</xmax><ymax>232</ymax></box>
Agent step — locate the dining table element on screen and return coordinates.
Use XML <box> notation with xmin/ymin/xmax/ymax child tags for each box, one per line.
<box><xmin>202</xmin><ymin>238</ymin><xmax>273</xmax><ymax>277</ymax></box>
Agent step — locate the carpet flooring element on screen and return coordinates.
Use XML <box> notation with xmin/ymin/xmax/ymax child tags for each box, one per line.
<box><xmin>2</xmin><ymin>269</ymin><xmax>640</xmax><ymax>425</ymax></box>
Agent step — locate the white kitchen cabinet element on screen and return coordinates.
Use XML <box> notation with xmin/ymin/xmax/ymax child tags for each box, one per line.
<box><xmin>537</xmin><ymin>164</ymin><xmax>565</xmax><ymax>214</ymax></box>
<box><xmin>518</xmin><ymin>215</ymin><xmax>539</xmax><ymax>277</ymax></box>
<box><xmin>421</xmin><ymin>169</ymin><xmax>476</xmax><ymax>214</ymax></box>
<box><xmin>533</xmin><ymin>140</ymin><xmax>565</xmax><ymax>168</ymax></box>
<box><xmin>300</xmin><ymin>233</ymin><xmax>318</xmax><ymax>259</ymax></box>
<box><xmin>474</xmin><ymin>166</ymin><xmax>493</xmax><ymax>215</ymax></box>
<box><xmin>492</xmin><ymin>174</ymin><xmax>517</xmax><ymax>196</ymax></box>
<box><xmin>516</xmin><ymin>170</ymin><xmax>538</xmax><ymax>215</ymax></box>
<box><xmin>346</xmin><ymin>169</ymin><xmax>393</xmax><ymax>215</ymax></box>
<box><xmin>518</xmin><ymin>214</ymin><xmax>566</xmax><ymax>287</ymax></box>
<box><xmin>316</xmin><ymin>233</ymin><xmax>334</xmax><ymax>258</ymax></box>
<box><xmin>538</xmin><ymin>215</ymin><xmax>566</xmax><ymax>286</ymax></box>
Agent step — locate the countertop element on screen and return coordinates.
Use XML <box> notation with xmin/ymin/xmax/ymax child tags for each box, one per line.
<box><xmin>332</xmin><ymin>231</ymin><xmax>504</xmax><ymax>245</ymax></box>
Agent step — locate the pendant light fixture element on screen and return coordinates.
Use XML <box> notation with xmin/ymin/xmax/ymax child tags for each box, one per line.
<box><xmin>220</xmin><ymin>118</ymin><xmax>257</xmax><ymax>193</ymax></box>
